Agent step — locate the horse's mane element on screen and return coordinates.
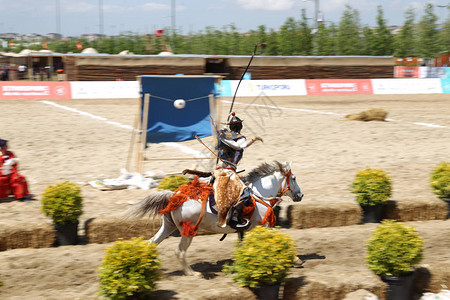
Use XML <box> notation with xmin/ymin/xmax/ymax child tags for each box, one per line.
<box><xmin>244</xmin><ymin>161</ymin><xmax>285</xmax><ymax>183</ymax></box>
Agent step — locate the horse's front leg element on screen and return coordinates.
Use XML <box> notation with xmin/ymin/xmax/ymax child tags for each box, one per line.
<box><xmin>175</xmin><ymin>236</ymin><xmax>200</xmax><ymax>277</ymax></box>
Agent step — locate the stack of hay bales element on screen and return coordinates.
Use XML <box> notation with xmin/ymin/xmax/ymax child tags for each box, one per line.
<box><xmin>287</xmin><ymin>202</ymin><xmax>362</xmax><ymax>229</ymax></box>
<box><xmin>0</xmin><ymin>223</ymin><xmax>55</xmax><ymax>250</ymax></box>
<box><xmin>284</xmin><ymin>277</ymin><xmax>385</xmax><ymax>300</ymax></box>
<box><xmin>345</xmin><ymin>108</ymin><xmax>388</xmax><ymax>122</ymax></box>
<box><xmin>384</xmin><ymin>199</ymin><xmax>448</xmax><ymax>221</ymax></box>
<box><xmin>84</xmin><ymin>216</ymin><xmax>163</xmax><ymax>244</ymax></box>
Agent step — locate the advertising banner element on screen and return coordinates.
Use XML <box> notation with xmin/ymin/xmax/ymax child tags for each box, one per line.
<box><xmin>0</xmin><ymin>82</ymin><xmax>71</xmax><ymax>99</ymax></box>
<box><xmin>305</xmin><ymin>79</ymin><xmax>373</xmax><ymax>95</ymax></box>
<box><xmin>70</xmin><ymin>81</ymin><xmax>139</xmax><ymax>99</ymax></box>
<box><xmin>418</xmin><ymin>67</ymin><xmax>449</xmax><ymax>78</ymax></box>
<box><xmin>394</xmin><ymin>66</ymin><xmax>419</xmax><ymax>78</ymax></box>
<box><xmin>372</xmin><ymin>79</ymin><xmax>442</xmax><ymax>94</ymax></box>
<box><xmin>227</xmin><ymin>79</ymin><xmax>307</xmax><ymax>97</ymax></box>
<box><xmin>441</xmin><ymin>79</ymin><xmax>450</xmax><ymax>94</ymax></box>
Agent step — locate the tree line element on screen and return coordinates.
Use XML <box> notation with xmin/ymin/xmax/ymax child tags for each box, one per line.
<box><xmin>3</xmin><ymin>3</ymin><xmax>450</xmax><ymax>60</ymax></box>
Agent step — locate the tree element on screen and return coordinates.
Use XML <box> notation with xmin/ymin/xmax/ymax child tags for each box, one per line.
<box><xmin>373</xmin><ymin>6</ymin><xmax>393</xmax><ymax>56</ymax></box>
<box><xmin>298</xmin><ymin>9</ymin><xmax>313</xmax><ymax>55</ymax></box>
<box><xmin>314</xmin><ymin>23</ymin><xmax>336</xmax><ymax>55</ymax></box>
<box><xmin>361</xmin><ymin>26</ymin><xmax>376</xmax><ymax>55</ymax></box>
<box><xmin>438</xmin><ymin>6</ymin><xmax>450</xmax><ymax>53</ymax></box>
<box><xmin>279</xmin><ymin>17</ymin><xmax>300</xmax><ymax>55</ymax></box>
<box><xmin>337</xmin><ymin>5</ymin><xmax>362</xmax><ymax>55</ymax></box>
<box><xmin>417</xmin><ymin>3</ymin><xmax>439</xmax><ymax>60</ymax></box>
<box><xmin>265</xmin><ymin>29</ymin><xmax>280</xmax><ymax>55</ymax></box>
<box><xmin>394</xmin><ymin>8</ymin><xmax>417</xmax><ymax>58</ymax></box>
<box><xmin>257</xmin><ymin>25</ymin><xmax>268</xmax><ymax>55</ymax></box>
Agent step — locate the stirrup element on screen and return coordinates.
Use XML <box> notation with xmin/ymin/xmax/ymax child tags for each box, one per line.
<box><xmin>228</xmin><ymin>218</ymin><xmax>251</xmax><ymax>231</ymax></box>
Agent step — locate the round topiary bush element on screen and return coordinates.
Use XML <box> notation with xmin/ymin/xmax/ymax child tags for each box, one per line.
<box><xmin>157</xmin><ymin>175</ymin><xmax>190</xmax><ymax>191</ymax></box>
<box><xmin>350</xmin><ymin>168</ymin><xmax>392</xmax><ymax>206</ymax></box>
<box><xmin>41</xmin><ymin>181</ymin><xmax>83</xmax><ymax>225</ymax></box>
<box><xmin>366</xmin><ymin>220</ymin><xmax>423</xmax><ymax>277</ymax></box>
<box><xmin>430</xmin><ymin>161</ymin><xmax>450</xmax><ymax>199</ymax></box>
<box><xmin>98</xmin><ymin>237</ymin><xmax>161</xmax><ymax>299</ymax></box>
<box><xmin>223</xmin><ymin>226</ymin><xmax>297</xmax><ymax>288</ymax></box>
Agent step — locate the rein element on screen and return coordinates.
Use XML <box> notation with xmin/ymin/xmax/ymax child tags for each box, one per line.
<box><xmin>277</xmin><ymin>168</ymin><xmax>292</xmax><ymax>198</ymax></box>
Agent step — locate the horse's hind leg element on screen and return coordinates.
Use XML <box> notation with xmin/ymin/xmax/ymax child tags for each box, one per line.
<box><xmin>149</xmin><ymin>214</ymin><xmax>177</xmax><ymax>244</ymax></box>
<box><xmin>175</xmin><ymin>236</ymin><xmax>200</xmax><ymax>276</ymax></box>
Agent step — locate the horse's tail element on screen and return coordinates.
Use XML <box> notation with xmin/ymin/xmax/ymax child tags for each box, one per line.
<box><xmin>123</xmin><ymin>190</ymin><xmax>173</xmax><ymax>219</ymax></box>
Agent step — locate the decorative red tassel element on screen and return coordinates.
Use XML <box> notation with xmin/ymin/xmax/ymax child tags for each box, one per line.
<box><xmin>259</xmin><ymin>206</ymin><xmax>276</xmax><ymax>227</ymax></box>
<box><xmin>180</xmin><ymin>221</ymin><xmax>198</xmax><ymax>237</ymax></box>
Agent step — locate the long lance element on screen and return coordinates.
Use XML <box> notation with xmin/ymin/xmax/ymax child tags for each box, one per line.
<box><xmin>194</xmin><ymin>134</ymin><xmax>222</xmax><ymax>162</ymax></box>
<box><xmin>227</xmin><ymin>43</ymin><xmax>259</xmax><ymax>122</ymax></box>
<box><xmin>194</xmin><ymin>135</ymin><xmax>240</xmax><ymax>174</ymax></box>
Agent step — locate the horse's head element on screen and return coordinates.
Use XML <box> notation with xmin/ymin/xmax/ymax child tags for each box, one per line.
<box><xmin>279</xmin><ymin>161</ymin><xmax>304</xmax><ymax>202</ymax></box>
<box><xmin>245</xmin><ymin>161</ymin><xmax>304</xmax><ymax>202</ymax></box>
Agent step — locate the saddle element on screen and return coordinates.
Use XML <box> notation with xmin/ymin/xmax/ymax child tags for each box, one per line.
<box><xmin>213</xmin><ymin>168</ymin><xmax>245</xmax><ymax>228</ymax></box>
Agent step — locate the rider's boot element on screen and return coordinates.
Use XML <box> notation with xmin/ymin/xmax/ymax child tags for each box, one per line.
<box><xmin>228</xmin><ymin>199</ymin><xmax>251</xmax><ymax>230</ymax></box>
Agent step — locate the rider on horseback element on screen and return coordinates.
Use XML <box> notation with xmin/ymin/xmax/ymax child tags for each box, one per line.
<box><xmin>217</xmin><ymin>113</ymin><xmax>262</xmax><ymax>169</ymax></box>
<box><xmin>214</xmin><ymin>112</ymin><xmax>263</xmax><ymax>229</ymax></box>
<box><xmin>183</xmin><ymin>112</ymin><xmax>263</xmax><ymax>229</ymax></box>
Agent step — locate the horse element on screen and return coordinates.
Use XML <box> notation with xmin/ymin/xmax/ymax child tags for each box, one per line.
<box><xmin>125</xmin><ymin>161</ymin><xmax>304</xmax><ymax>276</ymax></box>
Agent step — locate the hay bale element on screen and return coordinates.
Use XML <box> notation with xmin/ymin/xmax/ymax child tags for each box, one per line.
<box><xmin>0</xmin><ymin>222</ymin><xmax>55</xmax><ymax>251</ymax></box>
<box><xmin>284</xmin><ymin>278</ymin><xmax>385</xmax><ymax>300</ymax></box>
<box><xmin>287</xmin><ymin>202</ymin><xmax>361</xmax><ymax>229</ymax></box>
<box><xmin>343</xmin><ymin>289</ymin><xmax>379</xmax><ymax>300</ymax></box>
<box><xmin>384</xmin><ymin>199</ymin><xmax>448</xmax><ymax>222</ymax></box>
<box><xmin>345</xmin><ymin>108</ymin><xmax>388</xmax><ymax>121</ymax></box>
<box><xmin>85</xmin><ymin>216</ymin><xmax>163</xmax><ymax>244</ymax></box>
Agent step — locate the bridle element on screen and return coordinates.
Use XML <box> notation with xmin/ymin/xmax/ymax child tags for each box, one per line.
<box><xmin>277</xmin><ymin>167</ymin><xmax>292</xmax><ymax>198</ymax></box>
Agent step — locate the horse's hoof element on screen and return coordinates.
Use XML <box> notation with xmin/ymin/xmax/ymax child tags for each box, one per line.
<box><xmin>294</xmin><ymin>256</ymin><xmax>304</xmax><ymax>266</ymax></box>
<box><xmin>185</xmin><ymin>270</ymin><xmax>202</xmax><ymax>277</ymax></box>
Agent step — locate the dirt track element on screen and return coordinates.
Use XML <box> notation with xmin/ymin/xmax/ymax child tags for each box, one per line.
<box><xmin>0</xmin><ymin>94</ymin><xmax>449</xmax><ymax>299</ymax></box>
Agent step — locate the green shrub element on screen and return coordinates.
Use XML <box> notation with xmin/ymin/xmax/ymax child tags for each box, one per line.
<box><xmin>350</xmin><ymin>168</ymin><xmax>392</xmax><ymax>206</ymax></box>
<box><xmin>98</xmin><ymin>237</ymin><xmax>161</xmax><ymax>299</ymax></box>
<box><xmin>41</xmin><ymin>181</ymin><xmax>83</xmax><ymax>225</ymax></box>
<box><xmin>157</xmin><ymin>175</ymin><xmax>189</xmax><ymax>191</ymax></box>
<box><xmin>430</xmin><ymin>161</ymin><xmax>450</xmax><ymax>199</ymax></box>
<box><xmin>366</xmin><ymin>220</ymin><xmax>423</xmax><ymax>277</ymax></box>
<box><xmin>223</xmin><ymin>226</ymin><xmax>297</xmax><ymax>288</ymax></box>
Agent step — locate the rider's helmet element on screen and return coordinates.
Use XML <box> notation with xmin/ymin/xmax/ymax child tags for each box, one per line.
<box><xmin>227</xmin><ymin>112</ymin><xmax>243</xmax><ymax>133</ymax></box>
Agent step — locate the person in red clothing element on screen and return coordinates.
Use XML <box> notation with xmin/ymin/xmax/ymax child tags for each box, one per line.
<box><xmin>0</xmin><ymin>139</ymin><xmax>32</xmax><ymax>200</ymax></box>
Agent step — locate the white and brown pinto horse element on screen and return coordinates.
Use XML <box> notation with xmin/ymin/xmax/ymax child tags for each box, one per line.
<box><xmin>125</xmin><ymin>161</ymin><xmax>303</xmax><ymax>276</ymax></box>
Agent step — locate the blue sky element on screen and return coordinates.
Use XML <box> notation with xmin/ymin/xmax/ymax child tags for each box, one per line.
<box><xmin>0</xmin><ymin>0</ymin><xmax>448</xmax><ymax>37</ymax></box>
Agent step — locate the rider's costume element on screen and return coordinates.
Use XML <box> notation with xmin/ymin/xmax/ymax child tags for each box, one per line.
<box><xmin>0</xmin><ymin>139</ymin><xmax>30</xmax><ymax>199</ymax></box>
<box><xmin>213</xmin><ymin>114</ymin><xmax>253</xmax><ymax>228</ymax></box>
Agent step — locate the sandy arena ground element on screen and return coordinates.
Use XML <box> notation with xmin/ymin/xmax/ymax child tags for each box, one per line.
<box><xmin>0</xmin><ymin>94</ymin><xmax>449</xmax><ymax>299</ymax></box>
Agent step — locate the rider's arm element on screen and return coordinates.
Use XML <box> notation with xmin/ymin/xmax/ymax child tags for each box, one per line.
<box><xmin>221</xmin><ymin>137</ymin><xmax>247</xmax><ymax>150</ymax></box>
<box><xmin>246</xmin><ymin>136</ymin><xmax>263</xmax><ymax>147</ymax></box>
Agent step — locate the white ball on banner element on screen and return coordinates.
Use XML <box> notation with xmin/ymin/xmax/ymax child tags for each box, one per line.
<box><xmin>174</xmin><ymin>99</ymin><xmax>186</xmax><ymax>109</ymax></box>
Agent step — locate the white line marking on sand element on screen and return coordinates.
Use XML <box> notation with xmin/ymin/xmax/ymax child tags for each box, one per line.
<box><xmin>40</xmin><ymin>100</ymin><xmax>207</xmax><ymax>157</ymax></box>
<box><xmin>223</xmin><ymin>100</ymin><xmax>449</xmax><ymax>129</ymax></box>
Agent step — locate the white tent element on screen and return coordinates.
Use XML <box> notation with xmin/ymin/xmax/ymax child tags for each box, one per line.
<box><xmin>118</xmin><ymin>50</ymin><xmax>134</xmax><ymax>55</ymax></box>
<box><xmin>81</xmin><ymin>48</ymin><xmax>98</xmax><ymax>54</ymax></box>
